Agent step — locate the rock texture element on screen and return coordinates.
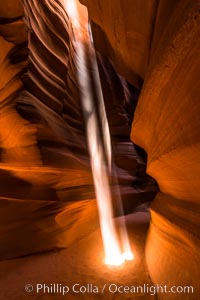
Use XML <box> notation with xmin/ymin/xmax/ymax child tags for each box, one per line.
<box><xmin>0</xmin><ymin>0</ymin><xmax>157</xmax><ymax>263</ymax></box>
<box><xmin>0</xmin><ymin>1</ymin><xmax>159</xmax><ymax>299</ymax></box>
<box><xmin>0</xmin><ymin>0</ymin><xmax>93</xmax><ymax>259</ymax></box>
<box><xmin>82</xmin><ymin>0</ymin><xmax>200</xmax><ymax>299</ymax></box>
<box><xmin>1</xmin><ymin>0</ymin><xmax>199</xmax><ymax>299</ymax></box>
<box><xmin>80</xmin><ymin>0</ymin><xmax>158</xmax><ymax>88</ymax></box>
<box><xmin>132</xmin><ymin>2</ymin><xmax>200</xmax><ymax>298</ymax></box>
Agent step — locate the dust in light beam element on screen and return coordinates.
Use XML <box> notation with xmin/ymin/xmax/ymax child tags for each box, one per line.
<box><xmin>64</xmin><ymin>0</ymin><xmax>134</xmax><ymax>266</ymax></box>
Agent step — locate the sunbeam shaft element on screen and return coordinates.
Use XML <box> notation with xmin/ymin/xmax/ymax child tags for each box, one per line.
<box><xmin>64</xmin><ymin>0</ymin><xmax>133</xmax><ymax>266</ymax></box>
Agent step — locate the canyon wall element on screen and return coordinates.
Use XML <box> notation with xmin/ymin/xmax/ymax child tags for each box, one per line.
<box><xmin>81</xmin><ymin>0</ymin><xmax>200</xmax><ymax>298</ymax></box>
<box><xmin>0</xmin><ymin>0</ymin><xmax>199</xmax><ymax>298</ymax></box>
<box><xmin>132</xmin><ymin>1</ymin><xmax>200</xmax><ymax>297</ymax></box>
<box><xmin>0</xmin><ymin>0</ymin><xmax>94</xmax><ymax>259</ymax></box>
<box><xmin>80</xmin><ymin>0</ymin><xmax>159</xmax><ymax>88</ymax></box>
<box><xmin>0</xmin><ymin>0</ymin><xmax>156</xmax><ymax>260</ymax></box>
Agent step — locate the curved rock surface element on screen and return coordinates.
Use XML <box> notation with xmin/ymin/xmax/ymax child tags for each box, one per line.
<box><xmin>0</xmin><ymin>0</ymin><xmax>157</xmax><ymax>264</ymax></box>
<box><xmin>80</xmin><ymin>0</ymin><xmax>158</xmax><ymax>88</ymax></box>
<box><xmin>1</xmin><ymin>0</ymin><xmax>199</xmax><ymax>299</ymax></box>
<box><xmin>132</xmin><ymin>2</ymin><xmax>200</xmax><ymax>297</ymax></box>
<box><xmin>80</xmin><ymin>0</ymin><xmax>200</xmax><ymax>299</ymax></box>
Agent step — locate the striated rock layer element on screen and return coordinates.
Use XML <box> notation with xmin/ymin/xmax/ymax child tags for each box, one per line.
<box><xmin>0</xmin><ymin>0</ymin><xmax>157</xmax><ymax>261</ymax></box>
<box><xmin>2</xmin><ymin>0</ymin><xmax>199</xmax><ymax>298</ymax></box>
<box><xmin>80</xmin><ymin>0</ymin><xmax>158</xmax><ymax>89</ymax></box>
<box><xmin>82</xmin><ymin>0</ymin><xmax>200</xmax><ymax>298</ymax></box>
<box><xmin>132</xmin><ymin>2</ymin><xmax>200</xmax><ymax>298</ymax></box>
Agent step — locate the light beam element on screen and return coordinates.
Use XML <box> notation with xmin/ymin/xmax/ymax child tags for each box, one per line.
<box><xmin>63</xmin><ymin>0</ymin><xmax>134</xmax><ymax>266</ymax></box>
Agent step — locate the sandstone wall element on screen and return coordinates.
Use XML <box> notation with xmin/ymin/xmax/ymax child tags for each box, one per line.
<box><xmin>132</xmin><ymin>1</ymin><xmax>200</xmax><ymax>297</ymax></box>
<box><xmin>81</xmin><ymin>0</ymin><xmax>200</xmax><ymax>298</ymax></box>
<box><xmin>80</xmin><ymin>0</ymin><xmax>158</xmax><ymax>88</ymax></box>
<box><xmin>0</xmin><ymin>0</ymin><xmax>156</xmax><ymax>260</ymax></box>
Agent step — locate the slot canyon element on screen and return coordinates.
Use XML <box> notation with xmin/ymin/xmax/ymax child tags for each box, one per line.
<box><xmin>0</xmin><ymin>0</ymin><xmax>199</xmax><ymax>299</ymax></box>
